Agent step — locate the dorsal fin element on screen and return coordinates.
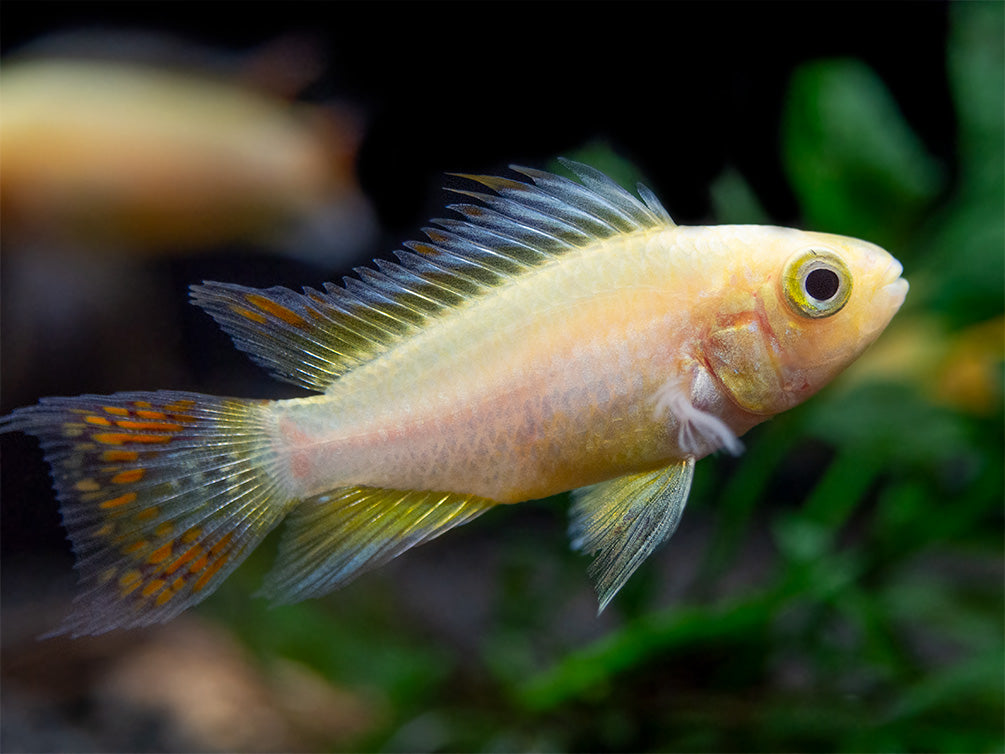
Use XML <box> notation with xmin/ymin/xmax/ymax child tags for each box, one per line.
<box><xmin>191</xmin><ymin>160</ymin><xmax>674</xmax><ymax>392</ymax></box>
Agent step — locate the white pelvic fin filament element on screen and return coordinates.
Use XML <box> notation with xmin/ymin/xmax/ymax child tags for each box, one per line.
<box><xmin>652</xmin><ymin>373</ymin><xmax>743</xmax><ymax>457</ymax></box>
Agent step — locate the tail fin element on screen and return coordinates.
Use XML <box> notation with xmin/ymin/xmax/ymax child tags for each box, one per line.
<box><xmin>1</xmin><ymin>391</ymin><xmax>294</xmax><ymax>636</ymax></box>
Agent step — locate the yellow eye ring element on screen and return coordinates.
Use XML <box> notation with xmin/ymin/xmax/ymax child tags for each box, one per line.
<box><xmin>781</xmin><ymin>248</ymin><xmax>852</xmax><ymax>318</ymax></box>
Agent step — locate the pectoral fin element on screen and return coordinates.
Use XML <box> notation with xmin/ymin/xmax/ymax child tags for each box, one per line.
<box><xmin>569</xmin><ymin>459</ymin><xmax>695</xmax><ymax>612</ymax></box>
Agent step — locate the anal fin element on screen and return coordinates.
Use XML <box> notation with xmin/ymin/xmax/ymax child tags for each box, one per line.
<box><xmin>569</xmin><ymin>459</ymin><xmax>695</xmax><ymax>612</ymax></box>
<box><xmin>261</xmin><ymin>486</ymin><xmax>496</xmax><ymax>604</ymax></box>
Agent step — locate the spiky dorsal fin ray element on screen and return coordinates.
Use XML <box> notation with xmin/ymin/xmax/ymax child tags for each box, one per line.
<box><xmin>260</xmin><ymin>486</ymin><xmax>496</xmax><ymax>603</ymax></box>
<box><xmin>569</xmin><ymin>459</ymin><xmax>695</xmax><ymax>612</ymax></box>
<box><xmin>191</xmin><ymin>160</ymin><xmax>674</xmax><ymax>392</ymax></box>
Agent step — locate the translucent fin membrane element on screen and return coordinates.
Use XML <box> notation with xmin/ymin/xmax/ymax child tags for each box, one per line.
<box><xmin>1</xmin><ymin>392</ymin><xmax>293</xmax><ymax>635</ymax></box>
<box><xmin>192</xmin><ymin>160</ymin><xmax>674</xmax><ymax>392</ymax></box>
<box><xmin>569</xmin><ymin>458</ymin><xmax>695</xmax><ymax>612</ymax></box>
<box><xmin>261</xmin><ymin>486</ymin><xmax>495</xmax><ymax>604</ymax></box>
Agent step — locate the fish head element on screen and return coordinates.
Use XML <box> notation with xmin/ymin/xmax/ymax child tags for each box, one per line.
<box><xmin>703</xmin><ymin>228</ymin><xmax>909</xmax><ymax>415</ymax></box>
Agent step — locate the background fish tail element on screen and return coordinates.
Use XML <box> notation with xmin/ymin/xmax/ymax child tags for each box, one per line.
<box><xmin>0</xmin><ymin>391</ymin><xmax>296</xmax><ymax>636</ymax></box>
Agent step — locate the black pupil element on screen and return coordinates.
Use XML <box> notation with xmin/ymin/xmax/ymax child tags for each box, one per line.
<box><xmin>805</xmin><ymin>268</ymin><xmax>840</xmax><ymax>301</ymax></box>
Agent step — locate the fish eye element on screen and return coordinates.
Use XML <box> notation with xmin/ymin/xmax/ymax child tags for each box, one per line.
<box><xmin>781</xmin><ymin>248</ymin><xmax>852</xmax><ymax>318</ymax></box>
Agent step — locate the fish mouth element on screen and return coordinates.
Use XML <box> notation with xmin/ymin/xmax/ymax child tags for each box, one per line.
<box><xmin>883</xmin><ymin>277</ymin><xmax>909</xmax><ymax>306</ymax></box>
<box><xmin>879</xmin><ymin>259</ymin><xmax>909</xmax><ymax>310</ymax></box>
<box><xmin>881</xmin><ymin>258</ymin><xmax>905</xmax><ymax>287</ymax></box>
<box><xmin>858</xmin><ymin>261</ymin><xmax>908</xmax><ymax>343</ymax></box>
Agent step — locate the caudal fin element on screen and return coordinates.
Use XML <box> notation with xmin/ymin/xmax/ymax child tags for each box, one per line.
<box><xmin>1</xmin><ymin>391</ymin><xmax>295</xmax><ymax>636</ymax></box>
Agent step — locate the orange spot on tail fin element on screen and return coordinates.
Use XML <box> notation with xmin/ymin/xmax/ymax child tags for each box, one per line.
<box><xmin>100</xmin><ymin>492</ymin><xmax>137</xmax><ymax>509</ymax></box>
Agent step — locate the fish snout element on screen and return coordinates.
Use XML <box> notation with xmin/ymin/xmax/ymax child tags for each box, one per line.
<box><xmin>879</xmin><ymin>259</ymin><xmax>909</xmax><ymax>311</ymax></box>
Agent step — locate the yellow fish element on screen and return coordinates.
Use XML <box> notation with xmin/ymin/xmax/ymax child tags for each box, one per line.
<box><xmin>0</xmin><ymin>57</ymin><xmax>367</xmax><ymax>255</ymax></box>
<box><xmin>1</xmin><ymin>161</ymin><xmax>909</xmax><ymax>635</ymax></box>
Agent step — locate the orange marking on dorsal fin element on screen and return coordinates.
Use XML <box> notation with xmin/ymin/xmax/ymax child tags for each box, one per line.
<box><xmin>85</xmin><ymin>415</ymin><xmax>112</xmax><ymax>426</ymax></box>
<box><xmin>133</xmin><ymin>401</ymin><xmax>153</xmax><ymax>409</ymax></box>
<box><xmin>112</xmin><ymin>468</ymin><xmax>146</xmax><ymax>484</ymax></box>
<box><xmin>100</xmin><ymin>492</ymin><xmax>137</xmax><ymax>509</ymax></box>
<box><xmin>75</xmin><ymin>478</ymin><xmax>101</xmax><ymax>492</ymax></box>
<box><xmin>231</xmin><ymin>304</ymin><xmax>268</xmax><ymax>324</ymax></box>
<box><xmin>103</xmin><ymin>406</ymin><xmax>130</xmax><ymax>416</ymax></box>
<box><xmin>244</xmin><ymin>293</ymin><xmax>310</xmax><ymax>328</ymax></box>
<box><xmin>135</xmin><ymin>410</ymin><xmax>167</xmax><ymax>420</ymax></box>
<box><xmin>154</xmin><ymin>520</ymin><xmax>173</xmax><ymax>537</ymax></box>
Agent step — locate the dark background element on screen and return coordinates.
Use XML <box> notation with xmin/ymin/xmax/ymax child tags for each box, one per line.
<box><xmin>4</xmin><ymin>3</ymin><xmax>1001</xmax><ymax>754</ymax></box>
<box><xmin>1</xmin><ymin>1</ymin><xmax>956</xmax><ymax>226</ymax></box>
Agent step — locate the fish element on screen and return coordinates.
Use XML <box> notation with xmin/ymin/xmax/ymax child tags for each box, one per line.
<box><xmin>0</xmin><ymin>160</ymin><xmax>909</xmax><ymax>636</ymax></box>
<box><xmin>0</xmin><ymin>56</ymin><xmax>372</xmax><ymax>258</ymax></box>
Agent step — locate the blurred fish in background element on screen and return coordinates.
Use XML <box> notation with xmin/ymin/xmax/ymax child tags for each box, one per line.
<box><xmin>1</xmin><ymin>29</ymin><xmax>372</xmax><ymax>256</ymax></box>
<box><xmin>1</xmin><ymin>29</ymin><xmax>376</xmax><ymax>408</ymax></box>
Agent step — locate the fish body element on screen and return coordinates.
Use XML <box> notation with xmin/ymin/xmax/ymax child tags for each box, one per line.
<box><xmin>1</xmin><ymin>162</ymin><xmax>908</xmax><ymax>634</ymax></box>
<box><xmin>0</xmin><ymin>58</ymin><xmax>367</xmax><ymax>254</ymax></box>
<box><xmin>267</xmin><ymin>224</ymin><xmax>900</xmax><ymax>503</ymax></box>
